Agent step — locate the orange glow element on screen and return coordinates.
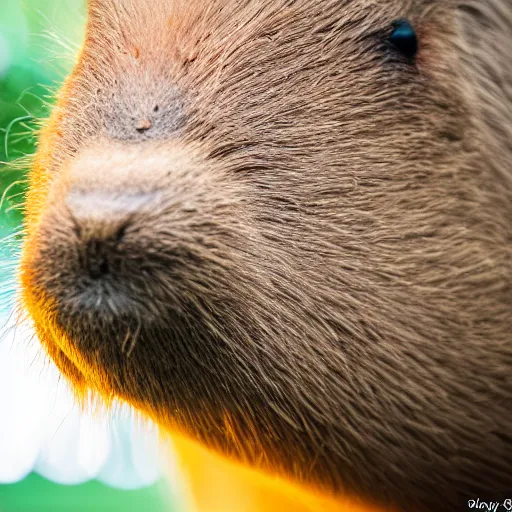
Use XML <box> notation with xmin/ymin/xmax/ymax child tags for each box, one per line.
<box><xmin>170</xmin><ymin>434</ymin><xmax>392</xmax><ymax>512</ymax></box>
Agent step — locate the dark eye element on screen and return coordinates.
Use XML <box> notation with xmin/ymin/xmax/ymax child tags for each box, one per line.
<box><xmin>389</xmin><ymin>20</ymin><xmax>418</xmax><ymax>60</ymax></box>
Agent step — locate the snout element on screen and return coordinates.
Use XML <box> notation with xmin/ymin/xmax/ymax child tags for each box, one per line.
<box><xmin>21</xmin><ymin>140</ymin><xmax>241</xmax><ymax>331</ymax></box>
<box><xmin>29</xmin><ymin>200</ymin><xmax>164</xmax><ymax>327</ymax></box>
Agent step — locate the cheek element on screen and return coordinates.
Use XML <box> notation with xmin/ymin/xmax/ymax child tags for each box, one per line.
<box><xmin>24</xmin><ymin>126</ymin><xmax>66</xmax><ymax>229</ymax></box>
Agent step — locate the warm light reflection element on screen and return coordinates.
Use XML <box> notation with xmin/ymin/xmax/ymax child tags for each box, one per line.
<box><xmin>170</xmin><ymin>434</ymin><xmax>391</xmax><ymax>512</ymax></box>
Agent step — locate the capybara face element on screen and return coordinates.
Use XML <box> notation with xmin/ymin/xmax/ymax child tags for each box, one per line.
<box><xmin>19</xmin><ymin>0</ymin><xmax>512</xmax><ymax>511</ymax></box>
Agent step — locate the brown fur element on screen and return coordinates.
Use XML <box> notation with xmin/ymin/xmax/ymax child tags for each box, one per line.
<box><xmin>19</xmin><ymin>1</ymin><xmax>512</xmax><ymax>511</ymax></box>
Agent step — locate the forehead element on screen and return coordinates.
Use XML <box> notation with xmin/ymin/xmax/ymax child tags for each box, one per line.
<box><xmin>80</xmin><ymin>0</ymin><xmax>457</xmax><ymax>121</ymax></box>
<box><xmin>84</xmin><ymin>0</ymin><xmax>448</xmax><ymax>62</ymax></box>
<box><xmin>86</xmin><ymin>0</ymin><xmax>441</xmax><ymax>30</ymax></box>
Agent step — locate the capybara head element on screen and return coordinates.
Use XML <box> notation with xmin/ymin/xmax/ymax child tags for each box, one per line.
<box><xmin>19</xmin><ymin>0</ymin><xmax>512</xmax><ymax>511</ymax></box>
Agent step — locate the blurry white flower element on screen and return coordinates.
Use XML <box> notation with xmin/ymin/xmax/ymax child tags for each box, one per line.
<box><xmin>0</xmin><ymin>303</ymin><xmax>164</xmax><ymax>489</ymax></box>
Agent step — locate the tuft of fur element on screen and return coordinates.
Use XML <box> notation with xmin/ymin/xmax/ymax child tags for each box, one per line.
<box><xmin>19</xmin><ymin>1</ymin><xmax>512</xmax><ymax>511</ymax></box>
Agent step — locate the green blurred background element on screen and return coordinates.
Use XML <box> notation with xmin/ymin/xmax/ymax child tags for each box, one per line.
<box><xmin>0</xmin><ymin>474</ymin><xmax>173</xmax><ymax>512</ymax></box>
<box><xmin>0</xmin><ymin>1</ymin><xmax>178</xmax><ymax>510</ymax></box>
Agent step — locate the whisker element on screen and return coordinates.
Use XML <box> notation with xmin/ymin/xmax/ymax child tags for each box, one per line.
<box><xmin>3</xmin><ymin>116</ymin><xmax>34</xmax><ymax>161</ymax></box>
<box><xmin>126</xmin><ymin>320</ymin><xmax>142</xmax><ymax>358</ymax></box>
<box><xmin>0</xmin><ymin>180</ymin><xmax>28</xmax><ymax>212</ymax></box>
<box><xmin>121</xmin><ymin>327</ymin><xmax>132</xmax><ymax>354</ymax></box>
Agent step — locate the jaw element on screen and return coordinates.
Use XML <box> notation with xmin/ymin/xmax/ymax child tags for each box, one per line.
<box><xmin>24</xmin><ymin>295</ymin><xmax>392</xmax><ymax>512</ymax></box>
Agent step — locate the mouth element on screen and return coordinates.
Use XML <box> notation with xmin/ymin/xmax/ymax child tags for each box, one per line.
<box><xmin>27</xmin><ymin>310</ymin><xmax>90</xmax><ymax>397</ymax></box>
<box><xmin>19</xmin><ymin>256</ymin><xmax>147</xmax><ymax>402</ymax></box>
<box><xmin>33</xmin><ymin>307</ymin><xmax>153</xmax><ymax>406</ymax></box>
<box><xmin>23</xmin><ymin>266</ymin><xmax>228</xmax><ymax>411</ymax></box>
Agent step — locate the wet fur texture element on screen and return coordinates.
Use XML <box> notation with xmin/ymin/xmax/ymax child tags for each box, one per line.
<box><xmin>19</xmin><ymin>1</ymin><xmax>512</xmax><ymax>511</ymax></box>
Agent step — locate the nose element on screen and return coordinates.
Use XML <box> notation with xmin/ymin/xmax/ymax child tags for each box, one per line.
<box><xmin>26</xmin><ymin>140</ymin><xmax>204</xmax><ymax>323</ymax></box>
<box><xmin>66</xmin><ymin>191</ymin><xmax>155</xmax><ymax>280</ymax></box>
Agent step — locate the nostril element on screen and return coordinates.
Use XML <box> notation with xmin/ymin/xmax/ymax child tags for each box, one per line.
<box><xmin>66</xmin><ymin>191</ymin><xmax>154</xmax><ymax>281</ymax></box>
<box><xmin>73</xmin><ymin>219</ymin><xmax>130</xmax><ymax>280</ymax></box>
<box><xmin>85</xmin><ymin>238</ymin><xmax>111</xmax><ymax>279</ymax></box>
<box><xmin>115</xmin><ymin>222</ymin><xmax>128</xmax><ymax>243</ymax></box>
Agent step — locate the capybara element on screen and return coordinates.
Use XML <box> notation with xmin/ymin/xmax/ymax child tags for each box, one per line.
<box><xmin>18</xmin><ymin>0</ymin><xmax>512</xmax><ymax>511</ymax></box>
